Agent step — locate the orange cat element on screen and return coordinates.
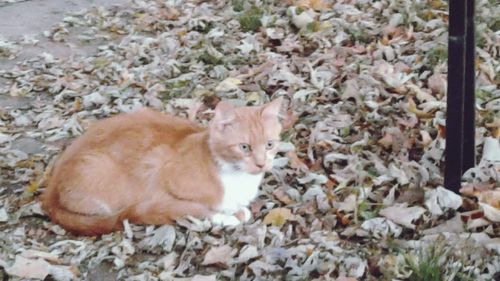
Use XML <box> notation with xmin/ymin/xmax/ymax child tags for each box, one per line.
<box><xmin>41</xmin><ymin>98</ymin><xmax>283</xmax><ymax>235</ymax></box>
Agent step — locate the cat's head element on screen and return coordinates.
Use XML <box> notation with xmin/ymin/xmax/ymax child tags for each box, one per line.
<box><xmin>209</xmin><ymin>97</ymin><xmax>283</xmax><ymax>175</ymax></box>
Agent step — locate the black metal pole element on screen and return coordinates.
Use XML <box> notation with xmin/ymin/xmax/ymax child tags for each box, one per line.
<box><xmin>463</xmin><ymin>0</ymin><xmax>476</xmax><ymax>171</ymax></box>
<box><xmin>445</xmin><ymin>0</ymin><xmax>467</xmax><ymax>192</ymax></box>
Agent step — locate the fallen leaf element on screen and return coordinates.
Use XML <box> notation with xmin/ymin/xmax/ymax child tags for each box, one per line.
<box><xmin>460</xmin><ymin>182</ymin><xmax>496</xmax><ymax>197</ymax></box>
<box><xmin>288</xmin><ymin>7</ymin><xmax>316</xmax><ymax>29</ymax></box>
<box><xmin>138</xmin><ymin>225</ymin><xmax>176</xmax><ymax>251</ymax></box>
<box><xmin>287</xmin><ymin>151</ymin><xmax>309</xmax><ymax>171</ymax></box>
<box><xmin>428</xmin><ymin>73</ymin><xmax>447</xmax><ymax>95</ymax></box>
<box><xmin>395</xmin><ymin>188</ymin><xmax>425</xmax><ymax>205</ymax></box>
<box><xmin>263</xmin><ymin>208</ymin><xmax>293</xmax><ymax>227</ymax></box>
<box><xmin>25</xmin><ymin>181</ymin><xmax>38</xmax><ymax>194</ymax></box>
<box><xmin>420</xmin><ymin>130</ymin><xmax>433</xmax><ymax>147</ymax></box>
<box><xmin>336</xmin><ymin>277</ymin><xmax>357</xmax><ymax>281</ymax></box>
<box><xmin>479</xmin><ymin>189</ymin><xmax>500</xmax><ymax>208</ymax></box>
<box><xmin>202</xmin><ymin>245</ymin><xmax>233</xmax><ymax>266</ymax></box>
<box><xmin>273</xmin><ymin>187</ymin><xmax>294</xmax><ymax>204</ymax></box>
<box><xmin>425</xmin><ymin>186</ymin><xmax>463</xmax><ymax>216</ymax></box>
<box><xmin>408</xmin><ymin>84</ymin><xmax>436</xmax><ymax>102</ymax></box>
<box><xmin>235</xmin><ymin>245</ymin><xmax>259</xmax><ymax>263</ymax></box>
<box><xmin>215</xmin><ymin>78</ymin><xmax>242</xmax><ymax>92</ymax></box>
<box><xmin>379</xmin><ymin>203</ymin><xmax>426</xmax><ymax>229</ymax></box>
<box><xmin>361</xmin><ymin>218</ymin><xmax>403</xmax><ymax>238</ymax></box>
<box><xmin>378</xmin><ymin>133</ymin><xmax>393</xmax><ymax>149</ymax></box>
<box><xmin>337</xmin><ymin>211</ymin><xmax>352</xmax><ymax>226</ymax></box>
<box><xmin>295</xmin><ymin>0</ymin><xmax>332</xmax><ymax>11</ymax></box>
<box><xmin>20</xmin><ymin>250</ymin><xmax>61</xmax><ymax>263</ymax></box>
<box><xmin>335</xmin><ymin>194</ymin><xmax>357</xmax><ymax>213</ymax></box>
<box><xmin>6</xmin><ymin>256</ymin><xmax>51</xmax><ymax>280</ymax></box>
<box><xmin>422</xmin><ymin>215</ymin><xmax>464</xmax><ymax>235</ymax></box>
<box><xmin>0</xmin><ymin>207</ymin><xmax>8</xmax><ymax>222</ymax></box>
<box><xmin>192</xmin><ymin>275</ymin><xmax>217</xmax><ymax>281</ymax></box>
<box><xmin>407</xmin><ymin>97</ymin><xmax>434</xmax><ymax>118</ymax></box>
<box><xmin>481</xmin><ymin>137</ymin><xmax>500</xmax><ymax>162</ymax></box>
<box><xmin>479</xmin><ymin>202</ymin><xmax>500</xmax><ymax>222</ymax></box>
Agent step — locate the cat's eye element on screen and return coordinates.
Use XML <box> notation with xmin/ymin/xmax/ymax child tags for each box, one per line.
<box><xmin>266</xmin><ymin>140</ymin><xmax>275</xmax><ymax>150</ymax></box>
<box><xmin>239</xmin><ymin>143</ymin><xmax>251</xmax><ymax>152</ymax></box>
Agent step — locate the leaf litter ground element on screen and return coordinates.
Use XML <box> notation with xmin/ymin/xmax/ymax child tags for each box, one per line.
<box><xmin>0</xmin><ymin>0</ymin><xmax>499</xmax><ymax>280</ymax></box>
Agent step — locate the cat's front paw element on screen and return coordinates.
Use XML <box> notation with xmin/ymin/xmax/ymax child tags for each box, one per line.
<box><xmin>211</xmin><ymin>213</ymin><xmax>241</xmax><ymax>227</ymax></box>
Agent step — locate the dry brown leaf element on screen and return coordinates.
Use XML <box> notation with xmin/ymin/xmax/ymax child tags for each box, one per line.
<box><xmin>428</xmin><ymin>73</ymin><xmax>447</xmax><ymax>95</ymax></box>
<box><xmin>461</xmin><ymin>186</ymin><xmax>500</xmax><ymax>209</ymax></box>
<box><xmin>68</xmin><ymin>98</ymin><xmax>81</xmax><ymax>114</ymax></box>
<box><xmin>336</xmin><ymin>211</ymin><xmax>351</xmax><ymax>226</ymax></box>
<box><xmin>396</xmin><ymin>188</ymin><xmax>425</xmax><ymax>205</ymax></box>
<box><xmin>273</xmin><ymin>187</ymin><xmax>294</xmax><ymax>204</ymax></box>
<box><xmin>25</xmin><ymin>181</ymin><xmax>38</xmax><ymax>194</ymax></box>
<box><xmin>161</xmin><ymin>7</ymin><xmax>180</xmax><ymax>20</ymax></box>
<box><xmin>460</xmin><ymin>183</ymin><xmax>496</xmax><ymax>195</ymax></box>
<box><xmin>378</xmin><ymin>133</ymin><xmax>393</xmax><ymax>149</ymax></box>
<box><xmin>420</xmin><ymin>130</ymin><xmax>433</xmax><ymax>147</ymax></box>
<box><xmin>407</xmin><ymin>97</ymin><xmax>434</xmax><ymax>118</ymax></box>
<box><xmin>480</xmin><ymin>203</ymin><xmax>500</xmax><ymax>222</ymax></box>
<box><xmin>263</xmin><ymin>208</ymin><xmax>293</xmax><ymax>227</ymax></box>
<box><xmin>325</xmin><ymin>178</ymin><xmax>336</xmax><ymax>189</ymax></box>
<box><xmin>493</xmin><ymin>127</ymin><xmax>500</xmax><ymax>139</ymax></box>
<box><xmin>287</xmin><ymin>151</ymin><xmax>309</xmax><ymax>171</ymax></box>
<box><xmin>295</xmin><ymin>0</ymin><xmax>332</xmax><ymax>11</ymax></box>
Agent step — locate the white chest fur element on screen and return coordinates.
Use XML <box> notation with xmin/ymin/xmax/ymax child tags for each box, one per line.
<box><xmin>217</xmin><ymin>171</ymin><xmax>263</xmax><ymax>214</ymax></box>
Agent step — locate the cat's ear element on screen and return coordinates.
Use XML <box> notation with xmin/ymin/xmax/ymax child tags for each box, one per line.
<box><xmin>213</xmin><ymin>101</ymin><xmax>236</xmax><ymax>130</ymax></box>
<box><xmin>261</xmin><ymin>97</ymin><xmax>283</xmax><ymax>119</ymax></box>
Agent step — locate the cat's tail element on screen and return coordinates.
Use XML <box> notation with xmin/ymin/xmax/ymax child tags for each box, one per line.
<box><xmin>41</xmin><ymin>191</ymin><xmax>122</xmax><ymax>236</ymax></box>
<box><xmin>46</xmin><ymin>204</ymin><xmax>121</xmax><ymax>236</ymax></box>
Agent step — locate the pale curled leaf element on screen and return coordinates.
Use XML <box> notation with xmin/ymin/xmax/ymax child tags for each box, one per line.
<box><xmin>234</xmin><ymin>245</ymin><xmax>259</xmax><ymax>264</ymax></box>
<box><xmin>425</xmin><ymin>186</ymin><xmax>463</xmax><ymax>216</ymax></box>
<box><xmin>379</xmin><ymin>204</ymin><xmax>426</xmax><ymax>229</ymax></box>
<box><xmin>5</xmin><ymin>255</ymin><xmax>77</xmax><ymax>281</ymax></box>
<box><xmin>361</xmin><ymin>218</ymin><xmax>403</xmax><ymax>238</ymax></box>
<box><xmin>6</xmin><ymin>256</ymin><xmax>51</xmax><ymax>280</ymax></box>
<box><xmin>422</xmin><ymin>215</ymin><xmax>464</xmax><ymax>235</ymax></box>
<box><xmin>479</xmin><ymin>202</ymin><xmax>500</xmax><ymax>223</ymax></box>
<box><xmin>0</xmin><ymin>207</ymin><xmax>8</xmax><ymax>222</ymax></box>
<box><xmin>191</xmin><ymin>275</ymin><xmax>217</xmax><ymax>281</ymax></box>
<box><xmin>335</xmin><ymin>194</ymin><xmax>357</xmax><ymax>213</ymax></box>
<box><xmin>288</xmin><ymin>7</ymin><xmax>316</xmax><ymax>29</ymax></box>
<box><xmin>481</xmin><ymin>137</ymin><xmax>500</xmax><ymax>162</ymax></box>
<box><xmin>138</xmin><ymin>225</ymin><xmax>176</xmax><ymax>251</ymax></box>
<box><xmin>202</xmin><ymin>245</ymin><xmax>233</xmax><ymax>265</ymax></box>
<box><xmin>20</xmin><ymin>250</ymin><xmax>61</xmax><ymax>263</ymax></box>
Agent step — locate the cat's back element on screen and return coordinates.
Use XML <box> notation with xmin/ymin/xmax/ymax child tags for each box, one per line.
<box><xmin>97</xmin><ymin>108</ymin><xmax>201</xmax><ymax>133</ymax></box>
<box><xmin>59</xmin><ymin>108</ymin><xmax>203</xmax><ymax>163</ymax></box>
